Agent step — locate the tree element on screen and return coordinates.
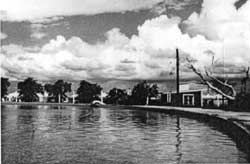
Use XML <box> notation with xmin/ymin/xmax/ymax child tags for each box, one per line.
<box><xmin>1</xmin><ymin>77</ymin><xmax>10</xmax><ymax>99</ymax></box>
<box><xmin>18</xmin><ymin>78</ymin><xmax>43</xmax><ymax>102</ymax></box>
<box><xmin>186</xmin><ymin>49</ymin><xmax>250</xmax><ymax>110</ymax></box>
<box><xmin>105</xmin><ymin>88</ymin><xmax>128</xmax><ymax>105</ymax></box>
<box><xmin>44</xmin><ymin>80</ymin><xmax>71</xmax><ymax>103</ymax></box>
<box><xmin>187</xmin><ymin>58</ymin><xmax>237</xmax><ymax>100</ymax></box>
<box><xmin>130</xmin><ymin>81</ymin><xmax>159</xmax><ymax>105</ymax></box>
<box><xmin>241</xmin><ymin>67</ymin><xmax>249</xmax><ymax>93</ymax></box>
<box><xmin>76</xmin><ymin>80</ymin><xmax>102</xmax><ymax>103</ymax></box>
<box><xmin>234</xmin><ymin>92</ymin><xmax>250</xmax><ymax>111</ymax></box>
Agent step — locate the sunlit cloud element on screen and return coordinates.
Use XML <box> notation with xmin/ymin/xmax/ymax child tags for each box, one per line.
<box><xmin>0</xmin><ymin>32</ymin><xmax>8</xmax><ymax>40</ymax></box>
<box><xmin>1</xmin><ymin>0</ymin><xmax>250</xmax><ymax>81</ymax></box>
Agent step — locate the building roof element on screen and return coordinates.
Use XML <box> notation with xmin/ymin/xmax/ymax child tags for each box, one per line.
<box><xmin>6</xmin><ymin>91</ymin><xmax>19</xmax><ymax>98</ymax></box>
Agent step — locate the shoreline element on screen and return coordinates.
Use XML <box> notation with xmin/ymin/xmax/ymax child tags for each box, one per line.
<box><xmin>1</xmin><ymin>101</ymin><xmax>90</xmax><ymax>107</ymax></box>
<box><xmin>2</xmin><ymin>102</ymin><xmax>250</xmax><ymax>158</ymax></box>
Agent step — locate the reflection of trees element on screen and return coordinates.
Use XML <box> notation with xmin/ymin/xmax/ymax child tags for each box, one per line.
<box><xmin>52</xmin><ymin>106</ymin><xmax>66</xmax><ymax>110</ymax></box>
<box><xmin>108</xmin><ymin>110</ymin><xmax>131</xmax><ymax>123</ymax></box>
<box><xmin>78</xmin><ymin>108</ymin><xmax>97</xmax><ymax>123</ymax></box>
<box><xmin>17</xmin><ymin>106</ymin><xmax>37</xmax><ymax>126</ymax></box>
<box><xmin>50</xmin><ymin>110</ymin><xmax>71</xmax><ymax>124</ymax></box>
<box><xmin>19</xmin><ymin>105</ymin><xmax>38</xmax><ymax>110</ymax></box>
<box><xmin>14</xmin><ymin>106</ymin><xmax>37</xmax><ymax>162</ymax></box>
<box><xmin>130</xmin><ymin>110</ymin><xmax>160</xmax><ymax>127</ymax></box>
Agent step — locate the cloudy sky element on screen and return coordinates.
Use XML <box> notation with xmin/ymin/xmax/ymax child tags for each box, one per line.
<box><xmin>1</xmin><ymin>0</ymin><xmax>250</xmax><ymax>82</ymax></box>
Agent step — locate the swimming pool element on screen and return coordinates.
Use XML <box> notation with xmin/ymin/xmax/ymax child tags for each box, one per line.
<box><xmin>1</xmin><ymin>105</ymin><xmax>248</xmax><ymax>163</ymax></box>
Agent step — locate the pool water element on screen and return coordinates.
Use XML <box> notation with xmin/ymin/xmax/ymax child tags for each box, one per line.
<box><xmin>1</xmin><ymin>105</ymin><xmax>248</xmax><ymax>164</ymax></box>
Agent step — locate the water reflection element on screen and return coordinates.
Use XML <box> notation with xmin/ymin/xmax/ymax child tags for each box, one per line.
<box><xmin>175</xmin><ymin>116</ymin><xmax>182</xmax><ymax>164</ymax></box>
<box><xmin>19</xmin><ymin>105</ymin><xmax>38</xmax><ymax>110</ymax></box>
<box><xmin>52</xmin><ymin>106</ymin><xmax>66</xmax><ymax>110</ymax></box>
<box><xmin>1</xmin><ymin>105</ymin><xmax>249</xmax><ymax>164</ymax></box>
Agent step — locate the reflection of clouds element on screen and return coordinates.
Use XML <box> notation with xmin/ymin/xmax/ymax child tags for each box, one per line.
<box><xmin>99</xmin><ymin>108</ymin><xmax>109</xmax><ymax>123</ymax></box>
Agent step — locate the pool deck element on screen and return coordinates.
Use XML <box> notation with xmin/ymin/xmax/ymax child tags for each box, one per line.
<box><xmin>133</xmin><ymin>105</ymin><xmax>250</xmax><ymax>135</ymax></box>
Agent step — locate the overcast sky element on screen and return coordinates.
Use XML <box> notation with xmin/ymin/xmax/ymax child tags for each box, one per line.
<box><xmin>1</xmin><ymin>0</ymin><xmax>250</xmax><ymax>82</ymax></box>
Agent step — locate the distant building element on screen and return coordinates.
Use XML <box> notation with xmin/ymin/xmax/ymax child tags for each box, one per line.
<box><xmin>99</xmin><ymin>91</ymin><xmax>107</xmax><ymax>103</ymax></box>
<box><xmin>126</xmin><ymin>88</ymin><xmax>132</xmax><ymax>96</ymax></box>
<box><xmin>67</xmin><ymin>91</ymin><xmax>78</xmax><ymax>103</ymax></box>
<box><xmin>162</xmin><ymin>82</ymin><xmax>227</xmax><ymax>108</ymax></box>
<box><xmin>6</xmin><ymin>91</ymin><xmax>21</xmax><ymax>102</ymax></box>
<box><xmin>37</xmin><ymin>92</ymin><xmax>49</xmax><ymax>103</ymax></box>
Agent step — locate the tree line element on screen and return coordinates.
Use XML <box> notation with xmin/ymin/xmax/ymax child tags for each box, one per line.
<box><xmin>1</xmin><ymin>77</ymin><xmax>159</xmax><ymax>105</ymax></box>
<box><xmin>1</xmin><ymin>76</ymin><xmax>249</xmax><ymax>110</ymax></box>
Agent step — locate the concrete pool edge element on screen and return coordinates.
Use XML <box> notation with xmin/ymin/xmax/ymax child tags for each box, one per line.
<box><xmin>128</xmin><ymin>105</ymin><xmax>250</xmax><ymax>158</ymax></box>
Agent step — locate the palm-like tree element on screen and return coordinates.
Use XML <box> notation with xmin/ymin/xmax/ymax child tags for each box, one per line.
<box><xmin>76</xmin><ymin>80</ymin><xmax>102</xmax><ymax>103</ymax></box>
<box><xmin>131</xmin><ymin>81</ymin><xmax>158</xmax><ymax>105</ymax></box>
<box><xmin>44</xmin><ymin>80</ymin><xmax>71</xmax><ymax>103</ymax></box>
<box><xmin>1</xmin><ymin>77</ymin><xmax>10</xmax><ymax>99</ymax></box>
<box><xmin>106</xmin><ymin>88</ymin><xmax>128</xmax><ymax>105</ymax></box>
<box><xmin>18</xmin><ymin>78</ymin><xmax>43</xmax><ymax>102</ymax></box>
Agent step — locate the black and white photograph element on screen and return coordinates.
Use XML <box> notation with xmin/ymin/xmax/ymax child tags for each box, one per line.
<box><xmin>1</xmin><ymin>0</ymin><xmax>250</xmax><ymax>163</ymax></box>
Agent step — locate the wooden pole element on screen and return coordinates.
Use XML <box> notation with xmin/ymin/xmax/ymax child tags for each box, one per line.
<box><xmin>176</xmin><ymin>48</ymin><xmax>180</xmax><ymax>106</ymax></box>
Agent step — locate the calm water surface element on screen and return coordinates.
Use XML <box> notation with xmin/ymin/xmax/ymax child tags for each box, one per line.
<box><xmin>1</xmin><ymin>105</ymin><xmax>249</xmax><ymax>164</ymax></box>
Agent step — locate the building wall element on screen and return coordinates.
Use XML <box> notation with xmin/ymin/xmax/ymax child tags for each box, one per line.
<box><xmin>171</xmin><ymin>91</ymin><xmax>202</xmax><ymax>107</ymax></box>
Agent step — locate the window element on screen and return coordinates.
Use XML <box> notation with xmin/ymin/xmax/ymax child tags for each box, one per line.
<box><xmin>183</xmin><ymin>94</ymin><xmax>194</xmax><ymax>106</ymax></box>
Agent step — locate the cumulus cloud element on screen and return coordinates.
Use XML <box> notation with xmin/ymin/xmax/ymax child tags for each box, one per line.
<box><xmin>183</xmin><ymin>0</ymin><xmax>250</xmax><ymax>74</ymax></box>
<box><xmin>184</xmin><ymin>0</ymin><xmax>250</xmax><ymax>41</ymax></box>
<box><xmin>1</xmin><ymin>1</ymin><xmax>250</xmax><ymax>81</ymax></box>
<box><xmin>0</xmin><ymin>32</ymin><xmax>8</xmax><ymax>40</ymax></box>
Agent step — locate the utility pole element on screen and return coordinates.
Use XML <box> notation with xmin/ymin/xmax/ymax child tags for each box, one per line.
<box><xmin>176</xmin><ymin>48</ymin><xmax>180</xmax><ymax>106</ymax></box>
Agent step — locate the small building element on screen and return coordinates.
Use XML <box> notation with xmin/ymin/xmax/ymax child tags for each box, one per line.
<box><xmin>170</xmin><ymin>90</ymin><xmax>203</xmax><ymax>107</ymax></box>
<box><xmin>6</xmin><ymin>91</ymin><xmax>21</xmax><ymax>102</ymax></box>
<box><xmin>37</xmin><ymin>92</ymin><xmax>49</xmax><ymax>103</ymax></box>
<box><xmin>163</xmin><ymin>82</ymin><xmax>227</xmax><ymax>108</ymax></box>
<box><xmin>66</xmin><ymin>91</ymin><xmax>78</xmax><ymax>103</ymax></box>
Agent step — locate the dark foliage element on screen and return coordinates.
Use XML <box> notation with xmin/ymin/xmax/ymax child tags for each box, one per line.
<box><xmin>105</xmin><ymin>88</ymin><xmax>128</xmax><ymax>105</ymax></box>
<box><xmin>1</xmin><ymin>77</ymin><xmax>10</xmax><ymax>98</ymax></box>
<box><xmin>228</xmin><ymin>92</ymin><xmax>250</xmax><ymax>112</ymax></box>
<box><xmin>44</xmin><ymin>80</ymin><xmax>71</xmax><ymax>103</ymax></box>
<box><xmin>76</xmin><ymin>80</ymin><xmax>102</xmax><ymax>103</ymax></box>
<box><xmin>130</xmin><ymin>81</ymin><xmax>158</xmax><ymax>105</ymax></box>
<box><xmin>18</xmin><ymin>78</ymin><xmax>43</xmax><ymax>102</ymax></box>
